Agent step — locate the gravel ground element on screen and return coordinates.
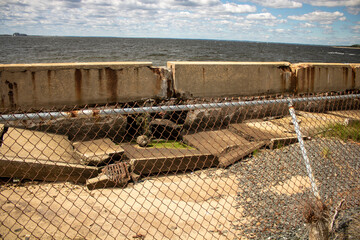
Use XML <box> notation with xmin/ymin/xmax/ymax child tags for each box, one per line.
<box><xmin>214</xmin><ymin>137</ymin><xmax>360</xmax><ymax>239</ymax></box>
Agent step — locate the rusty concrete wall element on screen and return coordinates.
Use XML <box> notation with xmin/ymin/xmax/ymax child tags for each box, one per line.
<box><xmin>1</xmin><ymin>62</ymin><xmax>359</xmax><ymax>111</ymax></box>
<box><xmin>0</xmin><ymin>62</ymin><xmax>167</xmax><ymax>111</ymax></box>
<box><xmin>168</xmin><ymin>62</ymin><xmax>360</xmax><ymax>98</ymax></box>
<box><xmin>167</xmin><ymin>62</ymin><xmax>294</xmax><ymax>98</ymax></box>
<box><xmin>292</xmin><ymin>63</ymin><xmax>360</xmax><ymax>93</ymax></box>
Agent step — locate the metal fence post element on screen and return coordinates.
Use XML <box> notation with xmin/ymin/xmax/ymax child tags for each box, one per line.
<box><xmin>288</xmin><ymin>100</ymin><xmax>321</xmax><ymax>199</ymax></box>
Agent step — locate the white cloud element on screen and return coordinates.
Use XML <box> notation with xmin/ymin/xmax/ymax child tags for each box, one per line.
<box><xmin>288</xmin><ymin>11</ymin><xmax>346</xmax><ymax>24</ymax></box>
<box><xmin>220</xmin><ymin>3</ymin><xmax>256</xmax><ymax>13</ymax></box>
<box><xmin>248</xmin><ymin>0</ymin><xmax>302</xmax><ymax>8</ymax></box>
<box><xmin>299</xmin><ymin>0</ymin><xmax>360</xmax><ymax>14</ymax></box>
<box><xmin>347</xmin><ymin>7</ymin><xmax>360</xmax><ymax>14</ymax></box>
<box><xmin>274</xmin><ymin>28</ymin><xmax>287</xmax><ymax>33</ymax></box>
<box><xmin>351</xmin><ymin>21</ymin><xmax>360</xmax><ymax>33</ymax></box>
<box><xmin>0</xmin><ymin>0</ymin><xmax>262</xmax><ymax>39</ymax></box>
<box><xmin>246</xmin><ymin>12</ymin><xmax>276</xmax><ymax>20</ymax></box>
<box><xmin>300</xmin><ymin>0</ymin><xmax>360</xmax><ymax>7</ymax></box>
<box><xmin>321</xmin><ymin>25</ymin><xmax>333</xmax><ymax>33</ymax></box>
<box><xmin>1</xmin><ymin>0</ymin><xmax>358</xmax><ymax>45</ymax></box>
<box><xmin>300</xmin><ymin>22</ymin><xmax>315</xmax><ymax>27</ymax></box>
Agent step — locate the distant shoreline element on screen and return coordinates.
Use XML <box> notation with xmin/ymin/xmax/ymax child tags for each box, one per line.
<box><xmin>333</xmin><ymin>46</ymin><xmax>360</xmax><ymax>50</ymax></box>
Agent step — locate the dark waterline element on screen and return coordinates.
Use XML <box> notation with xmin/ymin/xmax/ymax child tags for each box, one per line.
<box><xmin>0</xmin><ymin>36</ymin><xmax>359</xmax><ymax>66</ymax></box>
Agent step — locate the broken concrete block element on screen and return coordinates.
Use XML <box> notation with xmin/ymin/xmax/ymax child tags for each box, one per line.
<box><xmin>0</xmin><ymin>127</ymin><xmax>80</xmax><ymax>164</ymax></box>
<box><xmin>73</xmin><ymin>138</ymin><xmax>124</xmax><ymax>166</ymax></box>
<box><xmin>327</xmin><ymin>110</ymin><xmax>360</xmax><ymax>122</ymax></box>
<box><xmin>268</xmin><ymin>137</ymin><xmax>302</xmax><ymax>149</ymax></box>
<box><xmin>274</xmin><ymin>111</ymin><xmax>346</xmax><ymax>136</ymax></box>
<box><xmin>218</xmin><ymin>141</ymin><xmax>266</xmax><ymax>168</ymax></box>
<box><xmin>150</xmin><ymin>119</ymin><xmax>183</xmax><ymax>140</ymax></box>
<box><xmin>230</xmin><ymin>121</ymin><xmax>295</xmax><ymax>142</ymax></box>
<box><xmin>122</xmin><ymin>144</ymin><xmax>217</xmax><ymax>175</ymax></box>
<box><xmin>184</xmin><ymin>108</ymin><xmax>231</xmax><ymax>131</ymax></box>
<box><xmin>5</xmin><ymin>115</ymin><xmax>127</xmax><ymax>142</ymax></box>
<box><xmin>0</xmin><ymin>155</ymin><xmax>98</xmax><ymax>183</ymax></box>
<box><xmin>183</xmin><ymin>129</ymin><xmax>249</xmax><ymax>155</ymax></box>
<box><xmin>87</xmin><ymin>174</ymin><xmax>118</xmax><ymax>190</ymax></box>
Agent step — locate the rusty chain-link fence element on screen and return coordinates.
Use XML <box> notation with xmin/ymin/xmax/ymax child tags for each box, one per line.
<box><xmin>0</xmin><ymin>93</ymin><xmax>359</xmax><ymax>239</ymax></box>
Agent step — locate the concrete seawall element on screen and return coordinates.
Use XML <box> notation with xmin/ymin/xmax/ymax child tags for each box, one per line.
<box><xmin>0</xmin><ymin>62</ymin><xmax>166</xmax><ymax>110</ymax></box>
<box><xmin>1</xmin><ymin>62</ymin><xmax>359</xmax><ymax>110</ymax></box>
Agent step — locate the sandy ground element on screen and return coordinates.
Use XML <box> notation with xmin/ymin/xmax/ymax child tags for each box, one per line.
<box><xmin>0</xmin><ymin>169</ymin><xmax>250</xmax><ymax>239</ymax></box>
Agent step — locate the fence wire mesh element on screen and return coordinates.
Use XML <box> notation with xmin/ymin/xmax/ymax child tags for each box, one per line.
<box><xmin>0</xmin><ymin>94</ymin><xmax>359</xmax><ymax>239</ymax></box>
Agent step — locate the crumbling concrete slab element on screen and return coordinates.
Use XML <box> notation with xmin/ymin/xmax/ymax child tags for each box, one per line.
<box><xmin>0</xmin><ymin>127</ymin><xmax>79</xmax><ymax>164</ymax></box>
<box><xmin>327</xmin><ymin>110</ymin><xmax>360</xmax><ymax>121</ymax></box>
<box><xmin>122</xmin><ymin>144</ymin><xmax>217</xmax><ymax>175</ymax></box>
<box><xmin>5</xmin><ymin>114</ymin><xmax>127</xmax><ymax>142</ymax></box>
<box><xmin>0</xmin><ymin>155</ymin><xmax>98</xmax><ymax>183</ymax></box>
<box><xmin>73</xmin><ymin>138</ymin><xmax>124</xmax><ymax>166</ymax></box>
<box><xmin>218</xmin><ymin>141</ymin><xmax>266</xmax><ymax>168</ymax></box>
<box><xmin>273</xmin><ymin>111</ymin><xmax>347</xmax><ymax>136</ymax></box>
<box><xmin>183</xmin><ymin>129</ymin><xmax>249</xmax><ymax>155</ymax></box>
<box><xmin>269</xmin><ymin>137</ymin><xmax>301</xmax><ymax>149</ymax></box>
<box><xmin>0</xmin><ymin>126</ymin><xmax>98</xmax><ymax>183</ymax></box>
<box><xmin>230</xmin><ymin>121</ymin><xmax>295</xmax><ymax>141</ymax></box>
<box><xmin>86</xmin><ymin>174</ymin><xmax>119</xmax><ymax>190</ymax></box>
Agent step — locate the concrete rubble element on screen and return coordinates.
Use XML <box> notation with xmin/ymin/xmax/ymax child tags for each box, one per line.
<box><xmin>0</xmin><ymin>110</ymin><xmax>359</xmax><ymax>187</ymax></box>
<box><xmin>0</xmin><ymin>124</ymin><xmax>98</xmax><ymax>183</ymax></box>
<box><xmin>183</xmin><ymin>130</ymin><xmax>266</xmax><ymax>167</ymax></box>
<box><xmin>272</xmin><ymin>111</ymin><xmax>349</xmax><ymax>136</ymax></box>
<box><xmin>4</xmin><ymin>115</ymin><xmax>127</xmax><ymax>141</ymax></box>
<box><xmin>122</xmin><ymin>144</ymin><xmax>217</xmax><ymax>175</ymax></box>
<box><xmin>73</xmin><ymin>138</ymin><xmax>124</xmax><ymax>166</ymax></box>
<box><xmin>0</xmin><ymin>126</ymin><xmax>79</xmax><ymax>163</ymax></box>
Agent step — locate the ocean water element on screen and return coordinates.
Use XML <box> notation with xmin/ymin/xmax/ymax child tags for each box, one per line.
<box><xmin>0</xmin><ymin>36</ymin><xmax>359</xmax><ymax>66</ymax></box>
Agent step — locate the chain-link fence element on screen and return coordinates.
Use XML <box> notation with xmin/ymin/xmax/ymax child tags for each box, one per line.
<box><xmin>0</xmin><ymin>93</ymin><xmax>359</xmax><ymax>239</ymax></box>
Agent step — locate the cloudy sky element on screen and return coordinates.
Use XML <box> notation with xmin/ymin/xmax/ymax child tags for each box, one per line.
<box><xmin>1</xmin><ymin>0</ymin><xmax>359</xmax><ymax>45</ymax></box>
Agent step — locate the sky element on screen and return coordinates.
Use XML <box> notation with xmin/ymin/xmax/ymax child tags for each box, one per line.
<box><xmin>0</xmin><ymin>0</ymin><xmax>359</xmax><ymax>45</ymax></box>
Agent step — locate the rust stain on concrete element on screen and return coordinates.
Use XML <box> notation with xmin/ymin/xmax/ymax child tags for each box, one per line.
<box><xmin>306</xmin><ymin>67</ymin><xmax>310</xmax><ymax>92</ymax></box>
<box><xmin>167</xmin><ymin>78</ymin><xmax>173</xmax><ymax>98</ymax></box>
<box><xmin>351</xmin><ymin>67</ymin><xmax>356</xmax><ymax>89</ymax></box>
<box><xmin>343</xmin><ymin>67</ymin><xmax>349</xmax><ymax>86</ymax></box>
<box><xmin>5</xmin><ymin>80</ymin><xmax>15</xmax><ymax>108</ymax></box>
<box><xmin>75</xmin><ymin>69</ymin><xmax>82</xmax><ymax>103</ymax></box>
<box><xmin>105</xmin><ymin>68</ymin><xmax>118</xmax><ymax>103</ymax></box>
<box><xmin>278</xmin><ymin>66</ymin><xmax>294</xmax><ymax>93</ymax></box>
<box><xmin>149</xmin><ymin>67</ymin><xmax>162</xmax><ymax>92</ymax></box>
<box><xmin>310</xmin><ymin>67</ymin><xmax>315</xmax><ymax>92</ymax></box>
<box><xmin>31</xmin><ymin>72</ymin><xmax>37</xmax><ymax>104</ymax></box>
<box><xmin>98</xmin><ymin>69</ymin><xmax>104</xmax><ymax>93</ymax></box>
<box><xmin>47</xmin><ymin>70</ymin><xmax>52</xmax><ymax>98</ymax></box>
<box><xmin>13</xmin><ymin>82</ymin><xmax>18</xmax><ymax>104</ymax></box>
<box><xmin>1</xmin><ymin>95</ymin><xmax>4</xmax><ymax>109</ymax></box>
<box><xmin>306</xmin><ymin>67</ymin><xmax>315</xmax><ymax>92</ymax></box>
<box><xmin>202</xmin><ymin>68</ymin><xmax>205</xmax><ymax>83</ymax></box>
<box><xmin>0</xmin><ymin>72</ymin><xmax>3</xmax><ymax>108</ymax></box>
<box><xmin>31</xmin><ymin>72</ymin><xmax>36</xmax><ymax>91</ymax></box>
